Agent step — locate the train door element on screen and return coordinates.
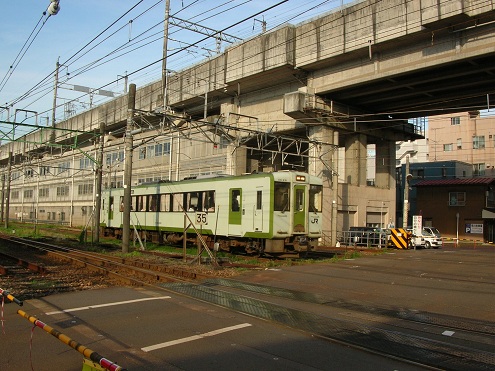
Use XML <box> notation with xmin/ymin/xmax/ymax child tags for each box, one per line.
<box><xmin>228</xmin><ymin>188</ymin><xmax>242</xmax><ymax>235</ymax></box>
<box><xmin>253</xmin><ymin>189</ymin><xmax>263</xmax><ymax>231</ymax></box>
<box><xmin>293</xmin><ymin>185</ymin><xmax>306</xmax><ymax>233</ymax></box>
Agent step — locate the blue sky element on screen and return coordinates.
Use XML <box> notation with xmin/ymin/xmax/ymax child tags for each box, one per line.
<box><xmin>0</xmin><ymin>0</ymin><xmax>352</xmax><ymax>126</ymax></box>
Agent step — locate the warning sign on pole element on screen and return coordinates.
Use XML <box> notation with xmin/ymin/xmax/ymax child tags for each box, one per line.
<box><xmin>412</xmin><ymin>215</ymin><xmax>422</xmax><ymax>236</ymax></box>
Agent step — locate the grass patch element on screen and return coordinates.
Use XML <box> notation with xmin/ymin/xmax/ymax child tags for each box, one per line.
<box><xmin>29</xmin><ymin>279</ymin><xmax>58</xmax><ymax>289</ymax></box>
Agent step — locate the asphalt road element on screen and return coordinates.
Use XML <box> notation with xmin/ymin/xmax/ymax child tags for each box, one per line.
<box><xmin>1</xmin><ymin>244</ymin><xmax>493</xmax><ymax>371</ymax></box>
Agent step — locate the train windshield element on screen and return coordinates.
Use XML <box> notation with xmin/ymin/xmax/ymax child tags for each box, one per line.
<box><xmin>309</xmin><ymin>184</ymin><xmax>323</xmax><ymax>212</ymax></box>
<box><xmin>274</xmin><ymin>182</ymin><xmax>290</xmax><ymax>211</ymax></box>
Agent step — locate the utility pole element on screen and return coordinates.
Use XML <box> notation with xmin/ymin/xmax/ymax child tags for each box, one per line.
<box><xmin>162</xmin><ymin>0</ymin><xmax>171</xmax><ymax>109</ymax></box>
<box><xmin>4</xmin><ymin>150</ymin><xmax>12</xmax><ymax>229</ymax></box>
<box><xmin>1</xmin><ymin>170</ymin><xmax>4</xmax><ymax>223</ymax></box>
<box><xmin>122</xmin><ymin>84</ymin><xmax>136</xmax><ymax>253</ymax></box>
<box><xmin>93</xmin><ymin>121</ymin><xmax>105</xmax><ymax>243</ymax></box>
<box><xmin>52</xmin><ymin>58</ymin><xmax>60</xmax><ymax>127</ymax></box>
<box><xmin>331</xmin><ymin>131</ymin><xmax>339</xmax><ymax>247</ymax></box>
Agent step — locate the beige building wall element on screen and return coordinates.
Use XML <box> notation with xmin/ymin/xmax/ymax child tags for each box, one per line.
<box><xmin>428</xmin><ymin>112</ymin><xmax>495</xmax><ymax>176</ymax></box>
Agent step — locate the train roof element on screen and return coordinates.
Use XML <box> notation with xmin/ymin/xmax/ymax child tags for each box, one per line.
<box><xmin>130</xmin><ymin>170</ymin><xmax>322</xmax><ymax>188</ymax></box>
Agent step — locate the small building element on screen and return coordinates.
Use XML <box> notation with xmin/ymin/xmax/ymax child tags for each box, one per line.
<box><xmin>396</xmin><ymin>160</ymin><xmax>472</xmax><ymax>227</ymax></box>
<box><xmin>415</xmin><ymin>178</ymin><xmax>495</xmax><ymax>243</ymax></box>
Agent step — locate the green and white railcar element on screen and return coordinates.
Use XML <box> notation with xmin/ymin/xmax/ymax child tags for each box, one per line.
<box><xmin>100</xmin><ymin>171</ymin><xmax>323</xmax><ymax>256</ymax></box>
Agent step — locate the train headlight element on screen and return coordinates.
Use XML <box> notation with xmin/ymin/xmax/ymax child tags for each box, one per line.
<box><xmin>295</xmin><ymin>175</ymin><xmax>306</xmax><ymax>182</ymax></box>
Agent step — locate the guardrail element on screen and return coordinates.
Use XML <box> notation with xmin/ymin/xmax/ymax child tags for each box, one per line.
<box><xmin>340</xmin><ymin>231</ymin><xmax>388</xmax><ymax>248</ymax></box>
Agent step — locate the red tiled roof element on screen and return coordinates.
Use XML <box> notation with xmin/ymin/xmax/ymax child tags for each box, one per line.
<box><xmin>415</xmin><ymin>177</ymin><xmax>495</xmax><ymax>187</ymax></box>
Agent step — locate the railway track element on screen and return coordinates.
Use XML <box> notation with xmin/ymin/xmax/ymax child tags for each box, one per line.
<box><xmin>0</xmin><ymin>251</ymin><xmax>47</xmax><ymax>276</ymax></box>
<box><xmin>0</xmin><ymin>235</ymin><xmax>221</xmax><ymax>287</ymax></box>
<box><xmin>3</xmin><ymin>234</ymin><xmax>493</xmax><ymax>370</ymax></box>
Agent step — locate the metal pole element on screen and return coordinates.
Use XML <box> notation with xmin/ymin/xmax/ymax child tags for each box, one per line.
<box><xmin>69</xmin><ymin>152</ymin><xmax>75</xmax><ymax>227</ymax></box>
<box><xmin>162</xmin><ymin>0</ymin><xmax>170</xmax><ymax>109</ymax></box>
<box><xmin>5</xmin><ymin>150</ymin><xmax>12</xmax><ymax>229</ymax></box>
<box><xmin>35</xmin><ymin>160</ymin><xmax>40</xmax><ymax>234</ymax></box>
<box><xmin>175</xmin><ymin>135</ymin><xmax>180</xmax><ymax>181</ymax></box>
<box><xmin>403</xmin><ymin>156</ymin><xmax>410</xmax><ymax>229</ymax></box>
<box><xmin>456</xmin><ymin>212</ymin><xmax>459</xmax><ymax>247</ymax></box>
<box><xmin>122</xmin><ymin>84</ymin><xmax>136</xmax><ymax>253</ymax></box>
<box><xmin>1</xmin><ymin>169</ymin><xmax>4</xmax><ymax>223</ymax></box>
<box><xmin>331</xmin><ymin>131</ymin><xmax>339</xmax><ymax>246</ymax></box>
<box><xmin>93</xmin><ymin>122</ymin><xmax>105</xmax><ymax>243</ymax></box>
<box><xmin>52</xmin><ymin>58</ymin><xmax>59</xmax><ymax>127</ymax></box>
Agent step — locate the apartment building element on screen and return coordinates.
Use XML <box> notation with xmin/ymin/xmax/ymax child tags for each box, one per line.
<box><xmin>428</xmin><ymin>111</ymin><xmax>495</xmax><ymax>177</ymax></box>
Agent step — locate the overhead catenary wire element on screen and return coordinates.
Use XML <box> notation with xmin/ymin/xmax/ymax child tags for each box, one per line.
<box><xmin>4</xmin><ymin>0</ymin><xmax>495</xmax><ymax>129</ymax></box>
<box><xmin>3</xmin><ymin>0</ymin><xmax>333</xmax><ymax>117</ymax></box>
<box><xmin>0</xmin><ymin>12</ymin><xmax>50</xmax><ymax>94</ymax></box>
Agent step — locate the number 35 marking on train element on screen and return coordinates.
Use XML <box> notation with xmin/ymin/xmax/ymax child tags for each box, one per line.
<box><xmin>195</xmin><ymin>212</ymin><xmax>208</xmax><ymax>225</ymax></box>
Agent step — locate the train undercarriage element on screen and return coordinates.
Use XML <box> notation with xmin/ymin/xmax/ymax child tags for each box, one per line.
<box><xmin>101</xmin><ymin>227</ymin><xmax>315</xmax><ymax>258</ymax></box>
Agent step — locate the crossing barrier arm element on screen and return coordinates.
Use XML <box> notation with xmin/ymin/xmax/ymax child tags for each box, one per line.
<box><xmin>17</xmin><ymin>309</ymin><xmax>126</xmax><ymax>371</ymax></box>
<box><xmin>0</xmin><ymin>288</ymin><xmax>23</xmax><ymax>306</ymax></box>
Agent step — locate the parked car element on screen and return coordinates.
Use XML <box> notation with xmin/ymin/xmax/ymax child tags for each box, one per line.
<box><xmin>407</xmin><ymin>226</ymin><xmax>442</xmax><ymax>249</ymax></box>
<box><xmin>422</xmin><ymin>227</ymin><xmax>443</xmax><ymax>248</ymax></box>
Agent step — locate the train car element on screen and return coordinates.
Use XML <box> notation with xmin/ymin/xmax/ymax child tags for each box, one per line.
<box><xmin>100</xmin><ymin>171</ymin><xmax>323</xmax><ymax>256</ymax></box>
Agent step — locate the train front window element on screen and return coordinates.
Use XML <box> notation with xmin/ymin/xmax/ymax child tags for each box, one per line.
<box><xmin>274</xmin><ymin>182</ymin><xmax>290</xmax><ymax>211</ymax></box>
<box><xmin>309</xmin><ymin>185</ymin><xmax>323</xmax><ymax>212</ymax></box>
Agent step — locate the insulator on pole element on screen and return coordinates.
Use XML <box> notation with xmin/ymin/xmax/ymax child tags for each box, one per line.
<box><xmin>47</xmin><ymin>1</ymin><xmax>60</xmax><ymax>16</ymax></box>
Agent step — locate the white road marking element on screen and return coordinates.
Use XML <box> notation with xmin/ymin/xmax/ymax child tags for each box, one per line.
<box><xmin>442</xmin><ymin>330</ymin><xmax>455</xmax><ymax>336</ymax></box>
<box><xmin>45</xmin><ymin>296</ymin><xmax>171</xmax><ymax>315</ymax></box>
<box><xmin>141</xmin><ymin>323</ymin><xmax>252</xmax><ymax>352</ymax></box>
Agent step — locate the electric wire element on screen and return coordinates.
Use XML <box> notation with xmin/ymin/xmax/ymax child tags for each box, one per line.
<box><xmin>3</xmin><ymin>0</ymin><xmax>495</xmax><ymax>128</ymax></box>
<box><xmin>0</xmin><ymin>12</ymin><xmax>50</xmax><ymax>94</ymax></box>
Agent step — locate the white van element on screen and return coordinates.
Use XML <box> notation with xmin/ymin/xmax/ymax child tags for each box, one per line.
<box><xmin>422</xmin><ymin>227</ymin><xmax>443</xmax><ymax>248</ymax></box>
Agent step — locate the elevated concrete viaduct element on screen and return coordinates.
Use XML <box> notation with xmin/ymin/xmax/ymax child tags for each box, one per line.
<box><xmin>2</xmin><ymin>0</ymin><xmax>495</xmax><ymax>245</ymax></box>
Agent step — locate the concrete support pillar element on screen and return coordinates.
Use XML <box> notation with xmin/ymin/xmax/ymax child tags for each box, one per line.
<box><xmin>375</xmin><ymin>140</ymin><xmax>395</xmax><ymax>189</ymax></box>
<box><xmin>345</xmin><ymin>133</ymin><xmax>367</xmax><ymax>186</ymax></box>
<box><xmin>226</xmin><ymin>144</ymin><xmax>247</xmax><ymax>175</ymax></box>
<box><xmin>308</xmin><ymin>125</ymin><xmax>338</xmax><ymax>246</ymax></box>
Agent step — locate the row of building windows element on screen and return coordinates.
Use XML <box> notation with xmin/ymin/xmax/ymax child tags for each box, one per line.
<box><xmin>9</xmin><ymin>184</ymin><xmax>92</xmax><ymax>199</ymax></box>
<box><xmin>138</xmin><ymin>142</ymin><xmax>171</xmax><ymax>160</ymax></box>
<box><xmin>442</xmin><ymin>136</ymin><xmax>488</xmax><ymax>151</ymax></box>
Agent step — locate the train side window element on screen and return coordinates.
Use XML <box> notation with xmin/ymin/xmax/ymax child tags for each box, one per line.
<box><xmin>136</xmin><ymin>195</ymin><xmax>146</xmax><ymax>211</ymax></box>
<box><xmin>159</xmin><ymin>194</ymin><xmax>169</xmax><ymax>212</ymax></box>
<box><xmin>204</xmin><ymin>190</ymin><xmax>215</xmax><ymax>212</ymax></box>
<box><xmin>256</xmin><ymin>191</ymin><xmax>262</xmax><ymax>210</ymax></box>
<box><xmin>187</xmin><ymin>192</ymin><xmax>200</xmax><ymax>211</ymax></box>
<box><xmin>231</xmin><ymin>189</ymin><xmax>241</xmax><ymax>212</ymax></box>
<box><xmin>274</xmin><ymin>182</ymin><xmax>290</xmax><ymax>211</ymax></box>
<box><xmin>309</xmin><ymin>185</ymin><xmax>323</xmax><ymax>212</ymax></box>
<box><xmin>149</xmin><ymin>194</ymin><xmax>159</xmax><ymax>212</ymax></box>
<box><xmin>119</xmin><ymin>196</ymin><xmax>124</xmax><ymax>212</ymax></box>
<box><xmin>172</xmin><ymin>193</ymin><xmax>183</xmax><ymax>212</ymax></box>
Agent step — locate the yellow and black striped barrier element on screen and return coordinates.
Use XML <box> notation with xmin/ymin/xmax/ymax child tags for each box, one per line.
<box><xmin>17</xmin><ymin>309</ymin><xmax>126</xmax><ymax>371</ymax></box>
<box><xmin>0</xmin><ymin>288</ymin><xmax>23</xmax><ymax>306</ymax></box>
<box><xmin>389</xmin><ymin>228</ymin><xmax>411</xmax><ymax>249</ymax></box>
